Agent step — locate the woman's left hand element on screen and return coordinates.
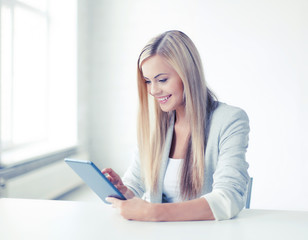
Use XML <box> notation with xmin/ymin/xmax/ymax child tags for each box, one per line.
<box><xmin>106</xmin><ymin>197</ymin><xmax>156</xmax><ymax>221</ymax></box>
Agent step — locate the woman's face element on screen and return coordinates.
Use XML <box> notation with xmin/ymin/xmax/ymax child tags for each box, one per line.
<box><xmin>141</xmin><ymin>55</ymin><xmax>184</xmax><ymax>113</ymax></box>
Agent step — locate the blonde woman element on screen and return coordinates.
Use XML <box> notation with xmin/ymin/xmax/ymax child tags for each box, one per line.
<box><xmin>102</xmin><ymin>30</ymin><xmax>250</xmax><ymax>221</ymax></box>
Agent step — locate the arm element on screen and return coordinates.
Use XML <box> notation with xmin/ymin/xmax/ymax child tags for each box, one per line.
<box><xmin>154</xmin><ymin>198</ymin><xmax>215</xmax><ymax>221</ymax></box>
<box><xmin>122</xmin><ymin>147</ymin><xmax>146</xmax><ymax>198</ymax></box>
<box><xmin>203</xmin><ymin>107</ymin><xmax>250</xmax><ymax>220</ymax></box>
<box><xmin>106</xmin><ymin>197</ymin><xmax>214</xmax><ymax>221</ymax></box>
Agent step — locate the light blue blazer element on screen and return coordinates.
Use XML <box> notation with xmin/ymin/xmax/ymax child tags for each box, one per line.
<box><xmin>123</xmin><ymin>102</ymin><xmax>250</xmax><ymax>220</ymax></box>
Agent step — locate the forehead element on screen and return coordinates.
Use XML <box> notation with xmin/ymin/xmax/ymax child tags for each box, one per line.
<box><xmin>141</xmin><ymin>55</ymin><xmax>175</xmax><ymax>78</ymax></box>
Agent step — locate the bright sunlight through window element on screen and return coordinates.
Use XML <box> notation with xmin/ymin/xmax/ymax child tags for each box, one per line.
<box><xmin>0</xmin><ymin>0</ymin><xmax>77</xmax><ymax>165</ymax></box>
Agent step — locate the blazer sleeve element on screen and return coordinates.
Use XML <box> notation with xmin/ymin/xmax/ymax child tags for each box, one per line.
<box><xmin>122</xmin><ymin>147</ymin><xmax>145</xmax><ymax>198</ymax></box>
<box><xmin>203</xmin><ymin>107</ymin><xmax>250</xmax><ymax>220</ymax></box>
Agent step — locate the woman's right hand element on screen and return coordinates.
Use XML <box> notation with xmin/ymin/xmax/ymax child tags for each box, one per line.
<box><xmin>101</xmin><ymin>168</ymin><xmax>134</xmax><ymax>199</ymax></box>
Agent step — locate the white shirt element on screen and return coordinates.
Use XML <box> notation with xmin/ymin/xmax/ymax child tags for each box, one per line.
<box><xmin>162</xmin><ymin>158</ymin><xmax>183</xmax><ymax>203</ymax></box>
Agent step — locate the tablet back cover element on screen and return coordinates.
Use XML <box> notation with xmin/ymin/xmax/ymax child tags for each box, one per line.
<box><xmin>65</xmin><ymin>159</ymin><xmax>126</xmax><ymax>204</ymax></box>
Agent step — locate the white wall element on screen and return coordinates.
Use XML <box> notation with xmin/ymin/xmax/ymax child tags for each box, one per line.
<box><xmin>80</xmin><ymin>0</ymin><xmax>308</xmax><ymax>211</ymax></box>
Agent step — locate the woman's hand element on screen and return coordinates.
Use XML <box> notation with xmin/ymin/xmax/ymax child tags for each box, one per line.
<box><xmin>106</xmin><ymin>197</ymin><xmax>215</xmax><ymax>222</ymax></box>
<box><xmin>106</xmin><ymin>197</ymin><xmax>156</xmax><ymax>221</ymax></box>
<box><xmin>101</xmin><ymin>168</ymin><xmax>134</xmax><ymax>199</ymax></box>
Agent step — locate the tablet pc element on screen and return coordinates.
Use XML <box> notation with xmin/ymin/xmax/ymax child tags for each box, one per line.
<box><xmin>64</xmin><ymin>158</ymin><xmax>126</xmax><ymax>204</ymax></box>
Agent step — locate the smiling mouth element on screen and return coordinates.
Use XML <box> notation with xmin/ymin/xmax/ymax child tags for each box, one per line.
<box><xmin>157</xmin><ymin>95</ymin><xmax>171</xmax><ymax>103</ymax></box>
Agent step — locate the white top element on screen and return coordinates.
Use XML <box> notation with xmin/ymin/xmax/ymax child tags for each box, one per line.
<box><xmin>162</xmin><ymin>158</ymin><xmax>183</xmax><ymax>203</ymax></box>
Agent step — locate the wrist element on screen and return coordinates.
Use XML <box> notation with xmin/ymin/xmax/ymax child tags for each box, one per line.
<box><xmin>148</xmin><ymin>203</ymin><xmax>164</xmax><ymax>222</ymax></box>
<box><xmin>123</xmin><ymin>188</ymin><xmax>135</xmax><ymax>199</ymax></box>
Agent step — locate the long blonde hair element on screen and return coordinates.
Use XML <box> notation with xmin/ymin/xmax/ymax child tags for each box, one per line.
<box><xmin>137</xmin><ymin>30</ymin><xmax>217</xmax><ymax>199</ymax></box>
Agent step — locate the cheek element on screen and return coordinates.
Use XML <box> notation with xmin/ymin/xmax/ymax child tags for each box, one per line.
<box><xmin>172</xmin><ymin>82</ymin><xmax>184</xmax><ymax>97</ymax></box>
<box><xmin>146</xmin><ymin>85</ymin><xmax>151</xmax><ymax>94</ymax></box>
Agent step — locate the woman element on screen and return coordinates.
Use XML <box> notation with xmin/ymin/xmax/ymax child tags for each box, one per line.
<box><xmin>102</xmin><ymin>30</ymin><xmax>250</xmax><ymax>221</ymax></box>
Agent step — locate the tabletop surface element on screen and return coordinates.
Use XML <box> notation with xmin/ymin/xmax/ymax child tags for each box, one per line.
<box><xmin>1</xmin><ymin>198</ymin><xmax>308</xmax><ymax>240</ymax></box>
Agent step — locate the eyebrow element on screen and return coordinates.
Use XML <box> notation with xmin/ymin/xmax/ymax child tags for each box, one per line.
<box><xmin>143</xmin><ymin>73</ymin><xmax>168</xmax><ymax>80</ymax></box>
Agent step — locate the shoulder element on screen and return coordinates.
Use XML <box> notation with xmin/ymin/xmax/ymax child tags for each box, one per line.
<box><xmin>211</xmin><ymin>102</ymin><xmax>249</xmax><ymax>125</ymax></box>
<box><xmin>209</xmin><ymin>102</ymin><xmax>250</xmax><ymax>136</ymax></box>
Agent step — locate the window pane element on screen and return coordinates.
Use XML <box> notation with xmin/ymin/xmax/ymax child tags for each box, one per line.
<box><xmin>18</xmin><ymin>0</ymin><xmax>48</xmax><ymax>12</ymax></box>
<box><xmin>1</xmin><ymin>1</ymin><xmax>77</xmax><ymax>165</ymax></box>
<box><xmin>48</xmin><ymin>0</ymin><xmax>77</xmax><ymax>146</ymax></box>
<box><xmin>1</xmin><ymin>5</ymin><xmax>13</xmax><ymax>149</ymax></box>
<box><xmin>12</xmin><ymin>6</ymin><xmax>48</xmax><ymax>145</ymax></box>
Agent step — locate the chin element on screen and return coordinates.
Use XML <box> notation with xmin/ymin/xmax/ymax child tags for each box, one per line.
<box><xmin>160</xmin><ymin>108</ymin><xmax>170</xmax><ymax>113</ymax></box>
<box><xmin>159</xmin><ymin>105</ymin><xmax>174</xmax><ymax>113</ymax></box>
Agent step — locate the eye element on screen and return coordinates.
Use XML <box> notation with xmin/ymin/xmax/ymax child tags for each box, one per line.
<box><xmin>144</xmin><ymin>80</ymin><xmax>151</xmax><ymax>84</ymax></box>
<box><xmin>159</xmin><ymin>78</ymin><xmax>168</xmax><ymax>83</ymax></box>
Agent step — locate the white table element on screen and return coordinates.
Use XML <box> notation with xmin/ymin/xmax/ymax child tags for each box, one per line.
<box><xmin>0</xmin><ymin>198</ymin><xmax>307</xmax><ymax>240</ymax></box>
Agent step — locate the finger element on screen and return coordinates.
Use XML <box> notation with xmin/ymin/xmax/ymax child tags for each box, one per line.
<box><xmin>101</xmin><ymin>168</ymin><xmax>121</xmax><ymax>180</ymax></box>
<box><xmin>101</xmin><ymin>168</ymin><xmax>113</xmax><ymax>175</ymax></box>
<box><xmin>105</xmin><ymin>197</ymin><xmax>114</xmax><ymax>205</ymax></box>
<box><xmin>105</xmin><ymin>169</ymin><xmax>121</xmax><ymax>179</ymax></box>
<box><xmin>106</xmin><ymin>197</ymin><xmax>120</xmax><ymax>207</ymax></box>
<box><xmin>105</xmin><ymin>175</ymin><xmax>112</xmax><ymax>182</ymax></box>
<box><xmin>102</xmin><ymin>169</ymin><xmax>116</xmax><ymax>182</ymax></box>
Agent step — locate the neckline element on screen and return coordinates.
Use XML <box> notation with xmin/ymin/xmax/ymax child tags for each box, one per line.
<box><xmin>169</xmin><ymin>157</ymin><xmax>184</xmax><ymax>161</ymax></box>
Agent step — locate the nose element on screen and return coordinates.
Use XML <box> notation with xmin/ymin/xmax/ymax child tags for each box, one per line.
<box><xmin>149</xmin><ymin>82</ymin><xmax>161</xmax><ymax>96</ymax></box>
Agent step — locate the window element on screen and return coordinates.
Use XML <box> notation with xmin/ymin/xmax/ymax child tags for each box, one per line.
<box><xmin>0</xmin><ymin>0</ymin><xmax>77</xmax><ymax>166</ymax></box>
